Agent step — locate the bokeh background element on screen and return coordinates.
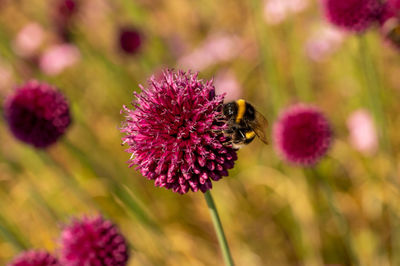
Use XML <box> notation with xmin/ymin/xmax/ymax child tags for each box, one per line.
<box><xmin>1</xmin><ymin>0</ymin><xmax>400</xmax><ymax>265</ymax></box>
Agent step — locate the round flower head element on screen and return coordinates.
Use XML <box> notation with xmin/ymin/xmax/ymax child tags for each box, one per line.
<box><xmin>322</xmin><ymin>0</ymin><xmax>383</xmax><ymax>32</ymax></box>
<box><xmin>273</xmin><ymin>104</ymin><xmax>332</xmax><ymax>166</ymax></box>
<box><xmin>60</xmin><ymin>215</ymin><xmax>129</xmax><ymax>266</ymax></box>
<box><xmin>8</xmin><ymin>250</ymin><xmax>60</xmax><ymax>266</ymax></box>
<box><xmin>121</xmin><ymin>69</ymin><xmax>238</xmax><ymax>194</ymax></box>
<box><xmin>4</xmin><ymin>80</ymin><xmax>71</xmax><ymax>148</ymax></box>
<box><xmin>118</xmin><ymin>27</ymin><xmax>142</xmax><ymax>55</ymax></box>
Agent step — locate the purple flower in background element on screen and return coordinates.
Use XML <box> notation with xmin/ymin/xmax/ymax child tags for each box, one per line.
<box><xmin>8</xmin><ymin>250</ymin><xmax>60</xmax><ymax>266</ymax></box>
<box><xmin>273</xmin><ymin>104</ymin><xmax>332</xmax><ymax>166</ymax></box>
<box><xmin>121</xmin><ymin>70</ymin><xmax>237</xmax><ymax>194</ymax></box>
<box><xmin>322</xmin><ymin>0</ymin><xmax>383</xmax><ymax>32</ymax></box>
<box><xmin>52</xmin><ymin>0</ymin><xmax>78</xmax><ymax>42</ymax></box>
<box><xmin>118</xmin><ymin>27</ymin><xmax>142</xmax><ymax>55</ymax></box>
<box><xmin>57</xmin><ymin>0</ymin><xmax>77</xmax><ymax>19</ymax></box>
<box><xmin>60</xmin><ymin>215</ymin><xmax>129</xmax><ymax>266</ymax></box>
<box><xmin>4</xmin><ymin>81</ymin><xmax>71</xmax><ymax>148</ymax></box>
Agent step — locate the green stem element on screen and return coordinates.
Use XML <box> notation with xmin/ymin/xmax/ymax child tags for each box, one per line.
<box><xmin>305</xmin><ymin>168</ymin><xmax>359</xmax><ymax>266</ymax></box>
<box><xmin>203</xmin><ymin>190</ymin><xmax>234</xmax><ymax>266</ymax></box>
<box><xmin>250</xmin><ymin>0</ymin><xmax>285</xmax><ymax>116</ymax></box>
<box><xmin>358</xmin><ymin>36</ymin><xmax>390</xmax><ymax>153</ymax></box>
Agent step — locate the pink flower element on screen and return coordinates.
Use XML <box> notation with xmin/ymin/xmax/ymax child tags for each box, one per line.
<box><xmin>214</xmin><ymin>70</ymin><xmax>242</xmax><ymax>102</ymax></box>
<box><xmin>39</xmin><ymin>44</ymin><xmax>80</xmax><ymax>76</ymax></box>
<box><xmin>12</xmin><ymin>23</ymin><xmax>44</xmax><ymax>58</ymax></box>
<box><xmin>60</xmin><ymin>215</ymin><xmax>129</xmax><ymax>266</ymax></box>
<box><xmin>121</xmin><ymin>70</ymin><xmax>237</xmax><ymax>194</ymax></box>
<box><xmin>347</xmin><ymin>109</ymin><xmax>378</xmax><ymax>155</ymax></box>
<box><xmin>4</xmin><ymin>80</ymin><xmax>71</xmax><ymax>148</ymax></box>
<box><xmin>8</xmin><ymin>250</ymin><xmax>59</xmax><ymax>266</ymax></box>
<box><xmin>321</xmin><ymin>0</ymin><xmax>383</xmax><ymax>32</ymax></box>
<box><xmin>177</xmin><ymin>33</ymin><xmax>241</xmax><ymax>71</ymax></box>
<box><xmin>305</xmin><ymin>24</ymin><xmax>345</xmax><ymax>62</ymax></box>
<box><xmin>273</xmin><ymin>104</ymin><xmax>332</xmax><ymax>166</ymax></box>
<box><xmin>118</xmin><ymin>27</ymin><xmax>143</xmax><ymax>55</ymax></box>
<box><xmin>263</xmin><ymin>0</ymin><xmax>309</xmax><ymax>25</ymax></box>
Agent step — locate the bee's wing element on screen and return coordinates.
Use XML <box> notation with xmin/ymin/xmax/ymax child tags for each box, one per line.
<box><xmin>249</xmin><ymin>111</ymin><xmax>268</xmax><ymax>144</ymax></box>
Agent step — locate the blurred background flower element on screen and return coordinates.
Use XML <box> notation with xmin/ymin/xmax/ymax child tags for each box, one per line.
<box><xmin>322</xmin><ymin>0</ymin><xmax>383</xmax><ymax>32</ymax></box>
<box><xmin>273</xmin><ymin>104</ymin><xmax>332</xmax><ymax>166</ymax></box>
<box><xmin>347</xmin><ymin>109</ymin><xmax>378</xmax><ymax>155</ymax></box>
<box><xmin>118</xmin><ymin>27</ymin><xmax>143</xmax><ymax>55</ymax></box>
<box><xmin>305</xmin><ymin>24</ymin><xmax>345</xmax><ymax>62</ymax></box>
<box><xmin>4</xmin><ymin>81</ymin><xmax>71</xmax><ymax>148</ymax></box>
<box><xmin>39</xmin><ymin>44</ymin><xmax>81</xmax><ymax>76</ymax></box>
<box><xmin>214</xmin><ymin>69</ymin><xmax>242</xmax><ymax>102</ymax></box>
<box><xmin>8</xmin><ymin>250</ymin><xmax>59</xmax><ymax>266</ymax></box>
<box><xmin>263</xmin><ymin>0</ymin><xmax>309</xmax><ymax>25</ymax></box>
<box><xmin>60</xmin><ymin>215</ymin><xmax>129</xmax><ymax>265</ymax></box>
<box><xmin>12</xmin><ymin>23</ymin><xmax>45</xmax><ymax>59</ymax></box>
<box><xmin>177</xmin><ymin>33</ymin><xmax>242</xmax><ymax>71</ymax></box>
<box><xmin>52</xmin><ymin>0</ymin><xmax>79</xmax><ymax>42</ymax></box>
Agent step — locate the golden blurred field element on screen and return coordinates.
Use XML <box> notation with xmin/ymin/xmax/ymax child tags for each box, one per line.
<box><xmin>1</xmin><ymin>0</ymin><xmax>400</xmax><ymax>265</ymax></box>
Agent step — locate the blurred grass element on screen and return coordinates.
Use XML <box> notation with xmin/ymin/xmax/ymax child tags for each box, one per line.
<box><xmin>0</xmin><ymin>0</ymin><xmax>400</xmax><ymax>265</ymax></box>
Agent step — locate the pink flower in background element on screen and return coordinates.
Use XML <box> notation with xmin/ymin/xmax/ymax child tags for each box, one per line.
<box><xmin>273</xmin><ymin>104</ymin><xmax>332</xmax><ymax>166</ymax></box>
<box><xmin>39</xmin><ymin>44</ymin><xmax>80</xmax><ymax>76</ymax></box>
<box><xmin>12</xmin><ymin>23</ymin><xmax>44</xmax><ymax>58</ymax></box>
<box><xmin>177</xmin><ymin>33</ymin><xmax>242</xmax><ymax>71</ymax></box>
<box><xmin>8</xmin><ymin>250</ymin><xmax>60</xmax><ymax>266</ymax></box>
<box><xmin>118</xmin><ymin>27</ymin><xmax>143</xmax><ymax>55</ymax></box>
<box><xmin>121</xmin><ymin>70</ymin><xmax>237</xmax><ymax>194</ymax></box>
<box><xmin>347</xmin><ymin>109</ymin><xmax>378</xmax><ymax>155</ymax></box>
<box><xmin>60</xmin><ymin>215</ymin><xmax>129</xmax><ymax>265</ymax></box>
<box><xmin>321</xmin><ymin>0</ymin><xmax>383</xmax><ymax>32</ymax></box>
<box><xmin>305</xmin><ymin>25</ymin><xmax>345</xmax><ymax>62</ymax></box>
<box><xmin>214</xmin><ymin>70</ymin><xmax>242</xmax><ymax>102</ymax></box>
<box><xmin>4</xmin><ymin>81</ymin><xmax>71</xmax><ymax>148</ymax></box>
<box><xmin>263</xmin><ymin>0</ymin><xmax>309</xmax><ymax>25</ymax></box>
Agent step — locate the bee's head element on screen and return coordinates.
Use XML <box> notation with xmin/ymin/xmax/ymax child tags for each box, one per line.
<box><xmin>223</xmin><ymin>102</ymin><xmax>237</xmax><ymax>119</ymax></box>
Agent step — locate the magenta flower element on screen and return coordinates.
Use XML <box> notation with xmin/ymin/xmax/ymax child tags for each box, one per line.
<box><xmin>118</xmin><ymin>27</ymin><xmax>142</xmax><ymax>55</ymax></box>
<box><xmin>4</xmin><ymin>81</ymin><xmax>71</xmax><ymax>148</ymax></box>
<box><xmin>60</xmin><ymin>215</ymin><xmax>129</xmax><ymax>266</ymax></box>
<box><xmin>121</xmin><ymin>70</ymin><xmax>237</xmax><ymax>194</ymax></box>
<box><xmin>273</xmin><ymin>104</ymin><xmax>332</xmax><ymax>166</ymax></box>
<box><xmin>321</xmin><ymin>0</ymin><xmax>383</xmax><ymax>32</ymax></box>
<box><xmin>8</xmin><ymin>250</ymin><xmax>60</xmax><ymax>266</ymax></box>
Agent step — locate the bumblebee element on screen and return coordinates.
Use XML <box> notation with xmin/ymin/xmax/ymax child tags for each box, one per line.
<box><xmin>222</xmin><ymin>99</ymin><xmax>268</xmax><ymax>149</ymax></box>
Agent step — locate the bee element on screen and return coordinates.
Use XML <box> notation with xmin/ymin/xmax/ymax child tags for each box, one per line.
<box><xmin>222</xmin><ymin>99</ymin><xmax>268</xmax><ymax>149</ymax></box>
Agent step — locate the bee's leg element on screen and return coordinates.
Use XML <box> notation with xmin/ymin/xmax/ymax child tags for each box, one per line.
<box><xmin>238</xmin><ymin>129</ymin><xmax>246</xmax><ymax>140</ymax></box>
